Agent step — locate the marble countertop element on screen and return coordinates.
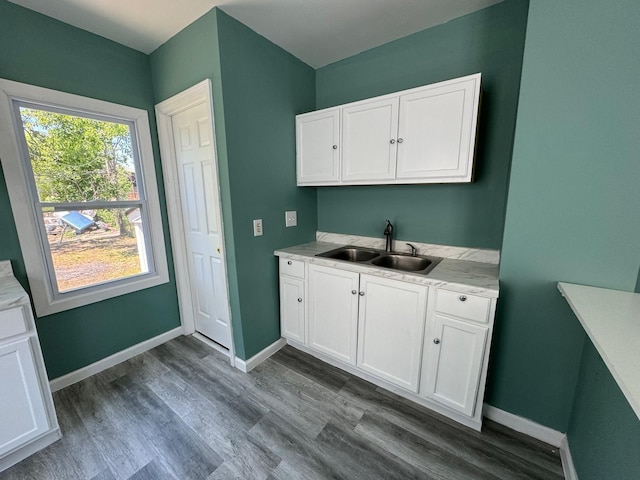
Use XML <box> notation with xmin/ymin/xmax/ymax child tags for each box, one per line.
<box><xmin>275</xmin><ymin>242</ymin><xmax>499</xmax><ymax>298</ymax></box>
<box><xmin>558</xmin><ymin>282</ymin><xmax>640</xmax><ymax>420</ymax></box>
<box><xmin>0</xmin><ymin>260</ymin><xmax>30</xmax><ymax>311</ymax></box>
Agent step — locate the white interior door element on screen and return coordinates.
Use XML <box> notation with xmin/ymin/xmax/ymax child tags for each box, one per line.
<box><xmin>171</xmin><ymin>102</ymin><xmax>231</xmax><ymax>348</ymax></box>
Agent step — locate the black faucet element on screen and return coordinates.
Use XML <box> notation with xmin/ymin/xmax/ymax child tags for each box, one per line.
<box><xmin>384</xmin><ymin>219</ymin><xmax>393</xmax><ymax>252</ymax></box>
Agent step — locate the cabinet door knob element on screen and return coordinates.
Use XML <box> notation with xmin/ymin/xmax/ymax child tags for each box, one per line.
<box><xmin>287</xmin><ymin>261</ymin><xmax>292</xmax><ymax>265</ymax></box>
<box><xmin>397</xmin><ymin>138</ymin><xmax>404</xmax><ymax>144</ymax></box>
<box><xmin>351</xmin><ymin>290</ymin><xmax>357</xmax><ymax>295</ymax></box>
<box><xmin>359</xmin><ymin>291</ymin><xmax>365</xmax><ymax>296</ymax></box>
<box><xmin>389</xmin><ymin>139</ymin><xmax>396</xmax><ymax>144</ymax></box>
<box><xmin>433</xmin><ymin>338</ymin><xmax>441</xmax><ymax>345</ymax></box>
<box><xmin>459</xmin><ymin>295</ymin><xmax>467</xmax><ymax>302</ymax></box>
<box><xmin>332</xmin><ymin>144</ymin><xmax>338</xmax><ymax>150</ymax></box>
<box><xmin>297</xmin><ymin>298</ymin><xmax>302</xmax><ymax>303</ymax></box>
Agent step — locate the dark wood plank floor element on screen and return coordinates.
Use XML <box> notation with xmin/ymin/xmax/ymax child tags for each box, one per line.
<box><xmin>2</xmin><ymin>336</ymin><xmax>564</xmax><ymax>479</ymax></box>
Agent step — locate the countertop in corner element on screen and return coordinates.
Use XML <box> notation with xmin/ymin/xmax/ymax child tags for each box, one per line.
<box><xmin>0</xmin><ymin>260</ymin><xmax>30</xmax><ymax>311</ymax></box>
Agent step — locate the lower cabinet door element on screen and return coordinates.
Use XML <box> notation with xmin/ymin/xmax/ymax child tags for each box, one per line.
<box><xmin>0</xmin><ymin>338</ymin><xmax>49</xmax><ymax>456</ymax></box>
<box><xmin>422</xmin><ymin>315</ymin><xmax>488</xmax><ymax>416</ymax></box>
<box><xmin>308</xmin><ymin>264</ymin><xmax>359</xmax><ymax>364</ymax></box>
<box><xmin>279</xmin><ymin>275</ymin><xmax>305</xmax><ymax>343</ymax></box>
<box><xmin>356</xmin><ymin>275</ymin><xmax>427</xmax><ymax>392</ymax></box>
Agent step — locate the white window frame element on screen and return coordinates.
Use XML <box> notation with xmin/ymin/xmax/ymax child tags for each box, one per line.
<box><xmin>0</xmin><ymin>78</ymin><xmax>169</xmax><ymax>316</ymax></box>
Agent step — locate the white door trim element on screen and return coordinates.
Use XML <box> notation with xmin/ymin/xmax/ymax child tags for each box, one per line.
<box><xmin>155</xmin><ymin>80</ymin><xmax>235</xmax><ymax>366</ymax></box>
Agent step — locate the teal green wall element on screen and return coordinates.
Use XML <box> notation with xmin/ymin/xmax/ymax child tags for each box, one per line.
<box><xmin>150</xmin><ymin>9</ymin><xmax>247</xmax><ymax>357</ymax></box>
<box><xmin>567</xmin><ymin>340</ymin><xmax>640</xmax><ymax>479</ymax></box>
<box><xmin>215</xmin><ymin>11</ymin><xmax>316</xmax><ymax>358</ymax></box>
<box><xmin>314</xmin><ymin>0</ymin><xmax>529</xmax><ymax>249</ymax></box>
<box><xmin>493</xmin><ymin>0</ymin><xmax>640</xmax><ymax>476</ymax></box>
<box><xmin>151</xmin><ymin>9</ymin><xmax>316</xmax><ymax>359</ymax></box>
<box><xmin>0</xmin><ymin>0</ymin><xmax>181</xmax><ymax>378</ymax></box>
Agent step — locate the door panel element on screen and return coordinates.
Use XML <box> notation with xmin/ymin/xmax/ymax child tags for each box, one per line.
<box><xmin>296</xmin><ymin>109</ymin><xmax>340</xmax><ymax>184</ymax></box>
<box><xmin>397</xmin><ymin>77</ymin><xmax>479</xmax><ymax>180</ymax></box>
<box><xmin>308</xmin><ymin>265</ymin><xmax>359</xmax><ymax>364</ymax></box>
<box><xmin>0</xmin><ymin>338</ymin><xmax>49</xmax><ymax>456</ymax></box>
<box><xmin>342</xmin><ymin>97</ymin><xmax>398</xmax><ymax>181</ymax></box>
<box><xmin>280</xmin><ymin>276</ymin><xmax>305</xmax><ymax>343</ymax></box>
<box><xmin>423</xmin><ymin>315</ymin><xmax>487</xmax><ymax>416</ymax></box>
<box><xmin>172</xmin><ymin>102</ymin><xmax>231</xmax><ymax>348</ymax></box>
<box><xmin>357</xmin><ymin>275</ymin><xmax>427</xmax><ymax>392</ymax></box>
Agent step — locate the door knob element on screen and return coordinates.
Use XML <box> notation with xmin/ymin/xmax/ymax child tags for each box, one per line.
<box><xmin>332</xmin><ymin>145</ymin><xmax>338</xmax><ymax>150</ymax></box>
<box><xmin>298</xmin><ymin>298</ymin><xmax>302</xmax><ymax>303</ymax></box>
<box><xmin>397</xmin><ymin>138</ymin><xmax>404</xmax><ymax>143</ymax></box>
<box><xmin>433</xmin><ymin>338</ymin><xmax>441</xmax><ymax>345</ymax></box>
<box><xmin>389</xmin><ymin>139</ymin><xmax>396</xmax><ymax>144</ymax></box>
<box><xmin>351</xmin><ymin>290</ymin><xmax>357</xmax><ymax>295</ymax></box>
<box><xmin>359</xmin><ymin>291</ymin><xmax>365</xmax><ymax>296</ymax></box>
<box><xmin>459</xmin><ymin>295</ymin><xmax>467</xmax><ymax>302</ymax></box>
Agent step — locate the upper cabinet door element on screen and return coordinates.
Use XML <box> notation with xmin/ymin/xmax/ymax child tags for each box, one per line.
<box><xmin>296</xmin><ymin>108</ymin><xmax>340</xmax><ymax>185</ymax></box>
<box><xmin>342</xmin><ymin>97</ymin><xmax>399</xmax><ymax>182</ymax></box>
<box><xmin>396</xmin><ymin>74</ymin><xmax>480</xmax><ymax>183</ymax></box>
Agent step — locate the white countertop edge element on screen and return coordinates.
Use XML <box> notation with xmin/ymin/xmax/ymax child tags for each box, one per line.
<box><xmin>558</xmin><ymin>282</ymin><xmax>640</xmax><ymax>420</ymax></box>
<box><xmin>275</xmin><ymin>242</ymin><xmax>499</xmax><ymax>298</ymax></box>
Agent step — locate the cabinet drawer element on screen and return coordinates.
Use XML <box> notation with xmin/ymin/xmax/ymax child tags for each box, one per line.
<box><xmin>436</xmin><ymin>289</ymin><xmax>490</xmax><ymax>324</ymax></box>
<box><xmin>0</xmin><ymin>307</ymin><xmax>28</xmax><ymax>341</ymax></box>
<box><xmin>279</xmin><ymin>258</ymin><xmax>305</xmax><ymax>279</ymax></box>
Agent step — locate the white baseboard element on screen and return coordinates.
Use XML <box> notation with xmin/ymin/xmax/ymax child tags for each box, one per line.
<box><xmin>49</xmin><ymin>327</ymin><xmax>183</xmax><ymax>392</ymax></box>
<box><xmin>560</xmin><ymin>435</ymin><xmax>578</xmax><ymax>480</ymax></box>
<box><xmin>483</xmin><ymin>405</ymin><xmax>565</xmax><ymax>447</ymax></box>
<box><xmin>235</xmin><ymin>337</ymin><xmax>286</xmax><ymax>373</ymax></box>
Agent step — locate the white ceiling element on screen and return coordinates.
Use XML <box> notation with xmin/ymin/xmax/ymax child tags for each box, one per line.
<box><xmin>9</xmin><ymin>0</ymin><xmax>503</xmax><ymax>68</ymax></box>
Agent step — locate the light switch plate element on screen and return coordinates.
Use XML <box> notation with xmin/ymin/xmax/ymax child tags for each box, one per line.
<box><xmin>285</xmin><ymin>210</ymin><xmax>297</xmax><ymax>227</ymax></box>
<box><xmin>253</xmin><ymin>219</ymin><xmax>263</xmax><ymax>236</ymax></box>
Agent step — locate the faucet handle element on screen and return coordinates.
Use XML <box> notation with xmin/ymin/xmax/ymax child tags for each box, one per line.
<box><xmin>406</xmin><ymin>243</ymin><xmax>418</xmax><ymax>257</ymax></box>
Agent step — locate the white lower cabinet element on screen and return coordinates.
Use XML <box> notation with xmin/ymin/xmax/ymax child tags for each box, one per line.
<box><xmin>0</xmin><ymin>301</ymin><xmax>60</xmax><ymax>473</ymax></box>
<box><xmin>0</xmin><ymin>338</ymin><xmax>50</xmax><ymax>456</ymax></box>
<box><xmin>279</xmin><ymin>276</ymin><xmax>306</xmax><ymax>343</ymax></box>
<box><xmin>421</xmin><ymin>314</ymin><xmax>488</xmax><ymax>416</ymax></box>
<box><xmin>307</xmin><ymin>264</ymin><xmax>359</xmax><ymax>365</ymax></box>
<box><xmin>277</xmin><ymin>258</ymin><xmax>497</xmax><ymax>430</ymax></box>
<box><xmin>356</xmin><ymin>274</ymin><xmax>427</xmax><ymax>392</ymax></box>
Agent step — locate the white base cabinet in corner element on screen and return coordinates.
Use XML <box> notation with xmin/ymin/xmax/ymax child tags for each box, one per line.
<box><xmin>0</xmin><ymin>301</ymin><xmax>60</xmax><ymax>472</ymax></box>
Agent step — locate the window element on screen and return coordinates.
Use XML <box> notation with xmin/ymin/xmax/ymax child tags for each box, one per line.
<box><xmin>0</xmin><ymin>79</ymin><xmax>169</xmax><ymax>316</ymax></box>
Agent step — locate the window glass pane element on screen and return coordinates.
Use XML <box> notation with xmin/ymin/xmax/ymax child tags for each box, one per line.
<box><xmin>20</xmin><ymin>107</ymin><xmax>139</xmax><ymax>202</ymax></box>
<box><xmin>44</xmin><ymin>207</ymin><xmax>149</xmax><ymax>292</ymax></box>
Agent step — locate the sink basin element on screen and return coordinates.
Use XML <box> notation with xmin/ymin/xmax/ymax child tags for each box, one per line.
<box><xmin>372</xmin><ymin>254</ymin><xmax>432</xmax><ymax>272</ymax></box>
<box><xmin>317</xmin><ymin>246</ymin><xmax>380</xmax><ymax>262</ymax></box>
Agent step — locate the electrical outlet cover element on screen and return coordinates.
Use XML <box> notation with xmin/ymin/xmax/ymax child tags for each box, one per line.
<box><xmin>285</xmin><ymin>210</ymin><xmax>297</xmax><ymax>227</ymax></box>
<box><xmin>253</xmin><ymin>219</ymin><xmax>263</xmax><ymax>236</ymax></box>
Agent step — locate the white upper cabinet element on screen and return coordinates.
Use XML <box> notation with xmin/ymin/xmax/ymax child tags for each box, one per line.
<box><xmin>295</xmin><ymin>73</ymin><xmax>481</xmax><ymax>186</ymax></box>
<box><xmin>342</xmin><ymin>97</ymin><xmax>398</xmax><ymax>182</ymax></box>
<box><xmin>296</xmin><ymin>108</ymin><xmax>340</xmax><ymax>185</ymax></box>
<box><xmin>396</xmin><ymin>76</ymin><xmax>479</xmax><ymax>182</ymax></box>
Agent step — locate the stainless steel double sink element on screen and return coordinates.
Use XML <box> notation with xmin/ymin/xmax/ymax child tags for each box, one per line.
<box><xmin>316</xmin><ymin>245</ymin><xmax>442</xmax><ymax>275</ymax></box>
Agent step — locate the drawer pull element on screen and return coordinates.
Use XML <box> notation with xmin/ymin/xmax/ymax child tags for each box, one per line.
<box><xmin>459</xmin><ymin>295</ymin><xmax>467</xmax><ymax>302</ymax></box>
<box><xmin>287</xmin><ymin>261</ymin><xmax>292</xmax><ymax>265</ymax></box>
<box><xmin>359</xmin><ymin>291</ymin><xmax>365</xmax><ymax>296</ymax></box>
<box><xmin>433</xmin><ymin>338</ymin><xmax>441</xmax><ymax>345</ymax></box>
<box><xmin>351</xmin><ymin>290</ymin><xmax>357</xmax><ymax>295</ymax></box>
